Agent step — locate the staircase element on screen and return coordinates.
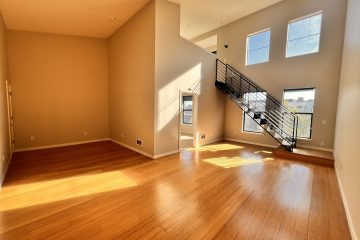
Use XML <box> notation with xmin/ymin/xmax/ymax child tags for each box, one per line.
<box><xmin>215</xmin><ymin>59</ymin><xmax>298</xmax><ymax>151</ymax></box>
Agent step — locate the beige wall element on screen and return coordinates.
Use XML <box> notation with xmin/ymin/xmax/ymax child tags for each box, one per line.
<box><xmin>334</xmin><ymin>0</ymin><xmax>360</xmax><ymax>238</ymax></box>
<box><xmin>196</xmin><ymin>0</ymin><xmax>347</xmax><ymax>150</ymax></box>
<box><xmin>108</xmin><ymin>1</ymin><xmax>155</xmax><ymax>155</ymax></box>
<box><xmin>7</xmin><ymin>31</ymin><xmax>109</xmax><ymax>149</ymax></box>
<box><xmin>0</xmin><ymin>11</ymin><xmax>10</xmax><ymax>183</ymax></box>
<box><xmin>154</xmin><ymin>0</ymin><xmax>225</xmax><ymax>155</ymax></box>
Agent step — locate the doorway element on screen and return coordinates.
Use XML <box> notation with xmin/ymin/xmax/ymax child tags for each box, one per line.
<box><xmin>179</xmin><ymin>93</ymin><xmax>197</xmax><ymax>149</ymax></box>
<box><xmin>5</xmin><ymin>80</ymin><xmax>14</xmax><ymax>154</ymax></box>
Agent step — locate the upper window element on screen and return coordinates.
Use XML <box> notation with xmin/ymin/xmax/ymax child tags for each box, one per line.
<box><xmin>283</xmin><ymin>88</ymin><xmax>316</xmax><ymax>139</ymax></box>
<box><xmin>286</xmin><ymin>12</ymin><xmax>323</xmax><ymax>58</ymax></box>
<box><xmin>246</xmin><ymin>29</ymin><xmax>271</xmax><ymax>65</ymax></box>
<box><xmin>182</xmin><ymin>96</ymin><xmax>193</xmax><ymax>124</ymax></box>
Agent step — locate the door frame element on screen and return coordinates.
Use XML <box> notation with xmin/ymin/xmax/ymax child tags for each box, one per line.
<box><xmin>178</xmin><ymin>91</ymin><xmax>198</xmax><ymax>150</ymax></box>
<box><xmin>5</xmin><ymin>80</ymin><xmax>14</xmax><ymax>155</ymax></box>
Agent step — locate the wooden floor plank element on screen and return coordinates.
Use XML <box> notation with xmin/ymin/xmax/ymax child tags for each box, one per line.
<box><xmin>0</xmin><ymin>140</ymin><xmax>351</xmax><ymax>239</ymax></box>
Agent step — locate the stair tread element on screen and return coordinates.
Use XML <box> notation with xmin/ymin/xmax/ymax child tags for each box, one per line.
<box><xmin>216</xmin><ymin>62</ymin><xmax>296</xmax><ymax>152</ymax></box>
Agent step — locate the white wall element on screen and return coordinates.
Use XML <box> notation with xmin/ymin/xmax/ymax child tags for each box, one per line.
<box><xmin>154</xmin><ymin>0</ymin><xmax>225</xmax><ymax>155</ymax></box>
<box><xmin>195</xmin><ymin>0</ymin><xmax>348</xmax><ymax>150</ymax></box>
<box><xmin>108</xmin><ymin>1</ymin><xmax>155</xmax><ymax>155</ymax></box>
<box><xmin>0</xmin><ymin>11</ymin><xmax>10</xmax><ymax>185</ymax></box>
<box><xmin>334</xmin><ymin>0</ymin><xmax>360</xmax><ymax>238</ymax></box>
<box><xmin>7</xmin><ymin>31</ymin><xmax>109</xmax><ymax>150</ymax></box>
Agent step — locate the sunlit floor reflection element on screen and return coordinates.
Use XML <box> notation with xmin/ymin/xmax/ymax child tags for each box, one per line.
<box><xmin>202</xmin><ymin>156</ymin><xmax>274</xmax><ymax>168</ymax></box>
<box><xmin>180</xmin><ymin>133</ymin><xmax>193</xmax><ymax>149</ymax></box>
<box><xmin>186</xmin><ymin>143</ymin><xmax>244</xmax><ymax>152</ymax></box>
<box><xmin>254</xmin><ymin>150</ymin><xmax>273</xmax><ymax>154</ymax></box>
<box><xmin>0</xmin><ymin>171</ymin><xmax>137</xmax><ymax>212</ymax></box>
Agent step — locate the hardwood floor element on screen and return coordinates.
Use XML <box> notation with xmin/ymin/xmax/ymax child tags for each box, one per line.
<box><xmin>274</xmin><ymin>146</ymin><xmax>335</xmax><ymax>166</ymax></box>
<box><xmin>0</xmin><ymin>141</ymin><xmax>351</xmax><ymax>239</ymax></box>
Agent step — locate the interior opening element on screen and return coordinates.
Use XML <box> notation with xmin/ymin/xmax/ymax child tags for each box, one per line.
<box><xmin>179</xmin><ymin>94</ymin><xmax>196</xmax><ymax>149</ymax></box>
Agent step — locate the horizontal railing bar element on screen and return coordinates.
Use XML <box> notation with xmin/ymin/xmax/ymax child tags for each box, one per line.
<box><xmin>216</xmin><ymin>58</ymin><xmax>298</xmax><ymax>149</ymax></box>
<box><xmin>224</xmin><ymin>64</ymin><xmax>297</xmax><ymax>118</ymax></box>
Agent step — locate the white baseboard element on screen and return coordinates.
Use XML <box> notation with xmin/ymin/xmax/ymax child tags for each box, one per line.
<box><xmin>13</xmin><ymin>138</ymin><xmax>110</xmax><ymax>152</ymax></box>
<box><xmin>110</xmin><ymin>139</ymin><xmax>154</xmax><ymax>159</ymax></box>
<box><xmin>224</xmin><ymin>138</ymin><xmax>278</xmax><ymax>149</ymax></box>
<box><xmin>110</xmin><ymin>139</ymin><xmax>180</xmax><ymax>159</ymax></box>
<box><xmin>153</xmin><ymin>150</ymin><xmax>180</xmax><ymax>159</ymax></box>
<box><xmin>297</xmin><ymin>144</ymin><xmax>333</xmax><ymax>152</ymax></box>
<box><xmin>1</xmin><ymin>153</ymin><xmax>13</xmax><ymax>189</ymax></box>
<box><xmin>335</xmin><ymin>165</ymin><xmax>359</xmax><ymax>240</ymax></box>
<box><xmin>200</xmin><ymin>138</ymin><xmax>224</xmax><ymax>146</ymax></box>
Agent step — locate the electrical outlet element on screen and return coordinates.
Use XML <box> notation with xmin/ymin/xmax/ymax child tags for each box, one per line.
<box><xmin>136</xmin><ymin>139</ymin><xmax>143</xmax><ymax>146</ymax></box>
<box><xmin>233</xmin><ymin>131</ymin><xmax>237</xmax><ymax>135</ymax></box>
<box><xmin>83</xmin><ymin>131</ymin><xmax>88</xmax><ymax>136</ymax></box>
<box><xmin>121</xmin><ymin>133</ymin><xmax>124</xmax><ymax>138</ymax></box>
<box><xmin>320</xmin><ymin>141</ymin><xmax>325</xmax><ymax>146</ymax></box>
<box><xmin>30</xmin><ymin>136</ymin><xmax>35</xmax><ymax>141</ymax></box>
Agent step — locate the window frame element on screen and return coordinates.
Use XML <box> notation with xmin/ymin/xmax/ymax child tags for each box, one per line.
<box><xmin>245</xmin><ymin>28</ymin><xmax>271</xmax><ymax>66</ymax></box>
<box><xmin>283</xmin><ymin>88</ymin><xmax>316</xmax><ymax>140</ymax></box>
<box><xmin>294</xmin><ymin>112</ymin><xmax>314</xmax><ymax>139</ymax></box>
<box><xmin>242</xmin><ymin>112</ymin><xmax>264</xmax><ymax>134</ymax></box>
<box><xmin>182</xmin><ymin>96</ymin><xmax>193</xmax><ymax>125</ymax></box>
<box><xmin>242</xmin><ymin>91</ymin><xmax>267</xmax><ymax>134</ymax></box>
<box><xmin>285</xmin><ymin>11</ymin><xmax>323</xmax><ymax>58</ymax></box>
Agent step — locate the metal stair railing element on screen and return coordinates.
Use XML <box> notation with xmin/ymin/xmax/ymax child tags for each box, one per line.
<box><xmin>215</xmin><ymin>59</ymin><xmax>298</xmax><ymax>151</ymax></box>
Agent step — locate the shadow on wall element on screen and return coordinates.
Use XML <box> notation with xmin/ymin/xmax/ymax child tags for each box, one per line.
<box><xmin>154</xmin><ymin>0</ymin><xmax>225</xmax><ymax>156</ymax></box>
<box><xmin>155</xmin><ymin>56</ymin><xmax>223</xmax><ymax>154</ymax></box>
<box><xmin>157</xmin><ymin>63</ymin><xmax>202</xmax><ymax>132</ymax></box>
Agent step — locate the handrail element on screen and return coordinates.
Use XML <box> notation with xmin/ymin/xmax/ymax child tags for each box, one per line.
<box><xmin>223</xmin><ymin>81</ymin><xmax>294</xmax><ymax>146</ymax></box>
<box><xmin>224</xmin><ymin>61</ymin><xmax>297</xmax><ymax>118</ymax></box>
<box><xmin>215</xmin><ymin>59</ymin><xmax>298</xmax><ymax>151</ymax></box>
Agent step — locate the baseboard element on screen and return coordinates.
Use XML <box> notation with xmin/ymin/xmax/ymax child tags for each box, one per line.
<box><xmin>153</xmin><ymin>150</ymin><xmax>180</xmax><ymax>159</ymax></box>
<box><xmin>13</xmin><ymin>138</ymin><xmax>110</xmax><ymax>152</ymax></box>
<box><xmin>1</xmin><ymin>153</ymin><xmax>13</xmax><ymax>189</ymax></box>
<box><xmin>200</xmin><ymin>138</ymin><xmax>224</xmax><ymax>146</ymax></box>
<box><xmin>297</xmin><ymin>144</ymin><xmax>333</xmax><ymax>152</ymax></box>
<box><xmin>110</xmin><ymin>139</ymin><xmax>154</xmax><ymax>159</ymax></box>
<box><xmin>224</xmin><ymin>138</ymin><xmax>278</xmax><ymax>149</ymax></box>
<box><xmin>335</xmin><ymin>165</ymin><xmax>359</xmax><ymax>240</ymax></box>
<box><xmin>155</xmin><ymin>138</ymin><xmax>223</xmax><ymax>159</ymax></box>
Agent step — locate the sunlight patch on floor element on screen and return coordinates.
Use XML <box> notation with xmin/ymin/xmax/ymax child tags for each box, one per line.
<box><xmin>186</xmin><ymin>143</ymin><xmax>244</xmax><ymax>152</ymax></box>
<box><xmin>0</xmin><ymin>171</ymin><xmax>137</xmax><ymax>212</ymax></box>
<box><xmin>254</xmin><ymin>150</ymin><xmax>273</xmax><ymax>154</ymax></box>
<box><xmin>202</xmin><ymin>156</ymin><xmax>274</xmax><ymax>168</ymax></box>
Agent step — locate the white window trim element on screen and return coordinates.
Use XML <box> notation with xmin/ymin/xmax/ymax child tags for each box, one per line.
<box><xmin>282</xmin><ymin>88</ymin><xmax>316</xmax><ymax>140</ymax></box>
<box><xmin>285</xmin><ymin>11</ymin><xmax>323</xmax><ymax>58</ymax></box>
<box><xmin>245</xmin><ymin>28</ymin><xmax>271</xmax><ymax>66</ymax></box>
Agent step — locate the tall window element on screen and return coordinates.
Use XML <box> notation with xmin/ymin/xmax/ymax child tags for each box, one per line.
<box><xmin>243</xmin><ymin>92</ymin><xmax>267</xmax><ymax>133</ymax></box>
<box><xmin>286</xmin><ymin>12</ymin><xmax>322</xmax><ymax>58</ymax></box>
<box><xmin>246</xmin><ymin>29</ymin><xmax>271</xmax><ymax>65</ymax></box>
<box><xmin>182</xmin><ymin>96</ymin><xmax>193</xmax><ymax>124</ymax></box>
<box><xmin>283</xmin><ymin>88</ymin><xmax>316</xmax><ymax>139</ymax></box>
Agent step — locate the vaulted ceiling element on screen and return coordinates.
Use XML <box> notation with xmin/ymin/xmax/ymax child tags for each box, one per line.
<box><xmin>169</xmin><ymin>0</ymin><xmax>285</xmax><ymax>39</ymax></box>
<box><xmin>0</xmin><ymin>0</ymin><xmax>284</xmax><ymax>39</ymax></box>
<box><xmin>0</xmin><ymin>0</ymin><xmax>151</xmax><ymax>38</ymax></box>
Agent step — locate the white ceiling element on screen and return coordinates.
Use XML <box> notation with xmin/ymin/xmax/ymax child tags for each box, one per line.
<box><xmin>169</xmin><ymin>0</ymin><xmax>285</xmax><ymax>39</ymax></box>
<box><xmin>0</xmin><ymin>0</ymin><xmax>284</xmax><ymax>39</ymax></box>
<box><xmin>0</xmin><ymin>0</ymin><xmax>151</xmax><ymax>38</ymax></box>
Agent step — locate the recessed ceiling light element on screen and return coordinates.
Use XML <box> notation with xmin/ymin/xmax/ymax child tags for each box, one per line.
<box><xmin>110</xmin><ymin>17</ymin><xmax>117</xmax><ymax>21</ymax></box>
